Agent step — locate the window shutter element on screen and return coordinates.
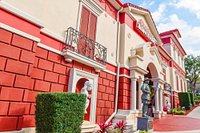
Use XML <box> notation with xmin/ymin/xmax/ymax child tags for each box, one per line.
<box><xmin>80</xmin><ymin>6</ymin><xmax>90</xmax><ymax>36</ymax></box>
<box><xmin>79</xmin><ymin>6</ymin><xmax>97</xmax><ymax>59</ymax></box>
<box><xmin>88</xmin><ymin>13</ymin><xmax>97</xmax><ymax>40</ymax></box>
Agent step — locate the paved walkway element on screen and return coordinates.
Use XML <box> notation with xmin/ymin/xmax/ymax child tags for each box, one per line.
<box><xmin>187</xmin><ymin>106</ymin><xmax>200</xmax><ymax>119</ymax></box>
<box><xmin>154</xmin><ymin>130</ymin><xmax>200</xmax><ymax>133</ymax></box>
<box><xmin>154</xmin><ymin>106</ymin><xmax>200</xmax><ymax>133</ymax></box>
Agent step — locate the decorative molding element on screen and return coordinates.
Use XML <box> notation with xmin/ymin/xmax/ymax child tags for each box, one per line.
<box><xmin>119</xmin><ymin>74</ymin><xmax>130</xmax><ymax>79</ymax></box>
<box><xmin>40</xmin><ymin>28</ymin><xmax>65</xmax><ymax>43</ymax></box>
<box><xmin>0</xmin><ymin>22</ymin><xmax>40</xmax><ymax>42</ymax></box>
<box><xmin>68</xmin><ymin>68</ymin><xmax>98</xmax><ymax>123</ymax></box>
<box><xmin>129</xmin><ymin>55</ymin><xmax>144</xmax><ymax>61</ymax></box>
<box><xmin>37</xmin><ymin>43</ymin><xmax>63</xmax><ymax>55</ymax></box>
<box><xmin>150</xmin><ymin>46</ymin><xmax>162</xmax><ymax>64</ymax></box>
<box><xmin>129</xmin><ymin>66</ymin><xmax>148</xmax><ymax>75</ymax></box>
<box><xmin>63</xmin><ymin>49</ymin><xmax>106</xmax><ymax>72</ymax></box>
<box><xmin>81</xmin><ymin>0</ymin><xmax>104</xmax><ymax>16</ymax></box>
<box><xmin>0</xmin><ymin>0</ymin><xmax>44</xmax><ymax>27</ymax></box>
<box><xmin>160</xmin><ymin>71</ymin><xmax>165</xmax><ymax>76</ymax></box>
<box><xmin>103</xmin><ymin>69</ymin><xmax>117</xmax><ymax>76</ymax></box>
<box><xmin>109</xmin><ymin>62</ymin><xmax>117</xmax><ymax>67</ymax></box>
<box><xmin>161</xmin><ymin>62</ymin><xmax>168</xmax><ymax>68</ymax></box>
<box><xmin>120</xmin><ymin>64</ymin><xmax>130</xmax><ymax>69</ymax></box>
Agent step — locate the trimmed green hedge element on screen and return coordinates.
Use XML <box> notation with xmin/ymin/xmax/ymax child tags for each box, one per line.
<box><xmin>36</xmin><ymin>92</ymin><xmax>86</xmax><ymax>133</ymax></box>
<box><xmin>194</xmin><ymin>96</ymin><xmax>200</xmax><ymax>100</ymax></box>
<box><xmin>178</xmin><ymin>92</ymin><xmax>192</xmax><ymax>110</ymax></box>
<box><xmin>189</xmin><ymin>92</ymin><xmax>195</xmax><ymax>106</ymax></box>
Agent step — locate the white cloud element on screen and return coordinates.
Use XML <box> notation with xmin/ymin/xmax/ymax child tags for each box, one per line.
<box><xmin>172</xmin><ymin>0</ymin><xmax>200</xmax><ymax>20</ymax></box>
<box><xmin>157</xmin><ymin>14</ymin><xmax>200</xmax><ymax>56</ymax></box>
<box><xmin>149</xmin><ymin>1</ymin><xmax>155</xmax><ymax>6</ymax></box>
<box><xmin>139</xmin><ymin>1</ymin><xmax>155</xmax><ymax>9</ymax></box>
<box><xmin>151</xmin><ymin>4</ymin><xmax>167</xmax><ymax>23</ymax></box>
<box><xmin>187</xmin><ymin>49</ymin><xmax>200</xmax><ymax>56</ymax></box>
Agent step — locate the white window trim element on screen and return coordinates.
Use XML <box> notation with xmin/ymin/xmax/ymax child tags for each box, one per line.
<box><xmin>80</xmin><ymin>0</ymin><xmax>104</xmax><ymax>16</ymax></box>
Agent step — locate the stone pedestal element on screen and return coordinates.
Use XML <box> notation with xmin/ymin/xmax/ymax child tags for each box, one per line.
<box><xmin>137</xmin><ymin>117</ymin><xmax>153</xmax><ymax>133</ymax></box>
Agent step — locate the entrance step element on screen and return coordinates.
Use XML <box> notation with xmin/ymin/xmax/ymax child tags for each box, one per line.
<box><xmin>112</xmin><ymin>109</ymin><xmax>140</xmax><ymax>132</ymax></box>
<box><xmin>81</xmin><ymin>121</ymin><xmax>98</xmax><ymax>133</ymax></box>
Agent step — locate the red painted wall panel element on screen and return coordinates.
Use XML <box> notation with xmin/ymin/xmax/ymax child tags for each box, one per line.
<box><xmin>161</xmin><ymin>37</ymin><xmax>170</xmax><ymax>44</ymax></box>
<box><xmin>0</xmin><ymin>9</ymin><xmax>40</xmax><ymax>37</ymax></box>
<box><xmin>120</xmin><ymin>67</ymin><xmax>130</xmax><ymax>75</ymax></box>
<box><xmin>40</xmin><ymin>33</ymin><xmax>64</xmax><ymax>51</ymax></box>
<box><xmin>106</xmin><ymin>63</ymin><xmax>117</xmax><ymax>73</ymax></box>
<box><xmin>119</xmin><ymin>12</ymin><xmax>134</xmax><ymax>29</ymax></box>
<box><xmin>118</xmin><ymin>77</ymin><xmax>131</xmax><ymax>110</ymax></box>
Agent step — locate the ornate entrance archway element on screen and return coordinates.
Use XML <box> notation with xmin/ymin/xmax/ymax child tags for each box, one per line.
<box><xmin>144</xmin><ymin>63</ymin><xmax>159</xmax><ymax>117</ymax></box>
<box><xmin>128</xmin><ymin>44</ymin><xmax>165</xmax><ymax>118</ymax></box>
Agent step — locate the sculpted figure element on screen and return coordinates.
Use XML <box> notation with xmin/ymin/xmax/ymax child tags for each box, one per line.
<box><xmin>141</xmin><ymin>78</ymin><xmax>151</xmax><ymax>117</ymax></box>
<box><xmin>81</xmin><ymin>81</ymin><xmax>92</xmax><ymax>114</ymax></box>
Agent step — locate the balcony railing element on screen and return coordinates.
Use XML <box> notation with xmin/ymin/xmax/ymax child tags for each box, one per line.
<box><xmin>64</xmin><ymin>27</ymin><xmax>107</xmax><ymax>65</ymax></box>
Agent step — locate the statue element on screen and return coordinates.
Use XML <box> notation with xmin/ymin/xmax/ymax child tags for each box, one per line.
<box><xmin>81</xmin><ymin>81</ymin><xmax>92</xmax><ymax>114</ymax></box>
<box><xmin>141</xmin><ymin>78</ymin><xmax>151</xmax><ymax>117</ymax></box>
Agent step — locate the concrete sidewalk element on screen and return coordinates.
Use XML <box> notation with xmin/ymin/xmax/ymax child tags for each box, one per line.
<box><xmin>187</xmin><ymin>106</ymin><xmax>200</xmax><ymax>119</ymax></box>
<box><xmin>154</xmin><ymin>130</ymin><xmax>200</xmax><ymax>133</ymax></box>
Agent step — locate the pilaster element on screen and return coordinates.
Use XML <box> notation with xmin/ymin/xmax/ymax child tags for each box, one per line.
<box><xmin>130</xmin><ymin>78</ymin><xmax>137</xmax><ymax>111</ymax></box>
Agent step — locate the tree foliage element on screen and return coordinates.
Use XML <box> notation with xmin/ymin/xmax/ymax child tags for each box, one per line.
<box><xmin>184</xmin><ymin>55</ymin><xmax>200</xmax><ymax>93</ymax></box>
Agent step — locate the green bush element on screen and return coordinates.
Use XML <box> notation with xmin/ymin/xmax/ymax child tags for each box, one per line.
<box><xmin>139</xmin><ymin>130</ymin><xmax>149</xmax><ymax>133</ymax></box>
<box><xmin>36</xmin><ymin>92</ymin><xmax>86</xmax><ymax>133</ymax></box>
<box><xmin>172</xmin><ymin>108</ymin><xmax>177</xmax><ymax>113</ymax></box>
<box><xmin>194</xmin><ymin>96</ymin><xmax>200</xmax><ymax>100</ymax></box>
<box><xmin>171</xmin><ymin>108</ymin><xmax>185</xmax><ymax>115</ymax></box>
<box><xmin>189</xmin><ymin>92</ymin><xmax>195</xmax><ymax>106</ymax></box>
<box><xmin>178</xmin><ymin>92</ymin><xmax>192</xmax><ymax>110</ymax></box>
<box><xmin>175</xmin><ymin>110</ymin><xmax>185</xmax><ymax>115</ymax></box>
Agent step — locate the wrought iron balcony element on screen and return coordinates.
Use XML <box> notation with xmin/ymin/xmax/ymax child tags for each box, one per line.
<box><xmin>64</xmin><ymin>27</ymin><xmax>107</xmax><ymax>65</ymax></box>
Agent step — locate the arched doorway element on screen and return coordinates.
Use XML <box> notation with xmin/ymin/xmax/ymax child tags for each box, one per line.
<box><xmin>145</xmin><ymin>63</ymin><xmax>159</xmax><ymax>79</ymax></box>
<box><xmin>144</xmin><ymin>63</ymin><xmax>159</xmax><ymax>117</ymax></box>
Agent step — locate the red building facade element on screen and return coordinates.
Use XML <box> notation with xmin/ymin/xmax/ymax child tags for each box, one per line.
<box><xmin>0</xmin><ymin>0</ymin><xmax>187</xmax><ymax>132</ymax></box>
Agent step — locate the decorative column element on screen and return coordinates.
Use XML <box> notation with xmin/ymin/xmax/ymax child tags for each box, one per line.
<box><xmin>131</xmin><ymin>78</ymin><xmax>137</xmax><ymax>111</ymax></box>
<box><xmin>138</xmin><ymin>79</ymin><xmax>143</xmax><ymax>111</ymax></box>
<box><xmin>153</xmin><ymin>80</ymin><xmax>160</xmax><ymax>112</ymax></box>
<box><xmin>159</xmin><ymin>88</ymin><xmax>163</xmax><ymax>112</ymax></box>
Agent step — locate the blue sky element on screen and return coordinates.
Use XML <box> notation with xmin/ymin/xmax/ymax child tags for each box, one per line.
<box><xmin>122</xmin><ymin>0</ymin><xmax>200</xmax><ymax>56</ymax></box>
